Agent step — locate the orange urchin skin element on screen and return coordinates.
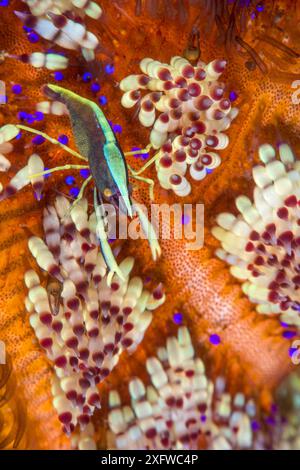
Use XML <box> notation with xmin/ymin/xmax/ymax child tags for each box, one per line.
<box><xmin>0</xmin><ymin>0</ymin><xmax>300</xmax><ymax>449</ymax></box>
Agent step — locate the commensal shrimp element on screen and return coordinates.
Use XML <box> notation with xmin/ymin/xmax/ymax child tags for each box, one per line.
<box><xmin>0</xmin><ymin>85</ymin><xmax>161</xmax><ymax>283</ymax></box>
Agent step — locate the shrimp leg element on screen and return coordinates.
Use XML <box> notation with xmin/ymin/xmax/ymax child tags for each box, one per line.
<box><xmin>16</xmin><ymin>124</ymin><xmax>88</xmax><ymax>161</ymax></box>
<box><xmin>94</xmin><ymin>188</ymin><xmax>125</xmax><ymax>284</ymax></box>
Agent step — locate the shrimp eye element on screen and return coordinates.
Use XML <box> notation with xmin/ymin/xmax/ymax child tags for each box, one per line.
<box><xmin>104</xmin><ymin>188</ymin><xmax>113</xmax><ymax>198</ymax></box>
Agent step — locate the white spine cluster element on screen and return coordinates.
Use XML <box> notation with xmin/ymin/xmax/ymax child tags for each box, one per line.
<box><xmin>36</xmin><ymin>100</ymin><xmax>68</xmax><ymax>116</ymax></box>
<box><xmin>213</xmin><ymin>143</ymin><xmax>300</xmax><ymax>327</ymax></box>
<box><xmin>24</xmin><ymin>196</ymin><xmax>165</xmax><ymax>439</ymax></box>
<box><xmin>0</xmin><ymin>125</ymin><xmax>19</xmax><ymax>177</ymax></box>
<box><xmin>108</xmin><ymin>327</ymin><xmax>263</xmax><ymax>450</ymax></box>
<box><xmin>23</xmin><ymin>0</ymin><xmax>102</xmax><ymax>19</ymax></box>
<box><xmin>23</xmin><ymin>52</ymin><xmax>69</xmax><ymax>71</ymax></box>
<box><xmin>16</xmin><ymin>1</ymin><xmax>102</xmax><ymax>59</ymax></box>
<box><xmin>120</xmin><ymin>56</ymin><xmax>238</xmax><ymax>196</ymax></box>
<box><xmin>0</xmin><ymin>124</ymin><xmax>45</xmax><ymax>200</ymax></box>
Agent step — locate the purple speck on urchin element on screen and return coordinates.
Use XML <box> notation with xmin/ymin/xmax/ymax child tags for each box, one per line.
<box><xmin>271</xmin><ymin>403</ymin><xmax>278</xmax><ymax>414</ymax></box>
<box><xmin>282</xmin><ymin>330</ymin><xmax>297</xmax><ymax>339</ymax></box>
<box><xmin>18</xmin><ymin>111</ymin><xmax>27</xmax><ymax>121</ymax></box>
<box><xmin>131</xmin><ymin>146</ymin><xmax>149</xmax><ymax>160</ymax></box>
<box><xmin>173</xmin><ymin>312</ymin><xmax>183</xmax><ymax>325</ymax></box>
<box><xmin>229</xmin><ymin>90</ymin><xmax>238</xmax><ymax>102</ymax></box>
<box><xmin>26</xmin><ymin>115</ymin><xmax>35</xmax><ymax>124</ymax></box>
<box><xmin>209</xmin><ymin>334</ymin><xmax>221</xmax><ymax>345</ymax></box>
<box><xmin>65</xmin><ymin>175</ymin><xmax>75</xmax><ymax>185</ymax></box>
<box><xmin>105</xmin><ymin>63</ymin><xmax>115</xmax><ymax>75</ymax></box>
<box><xmin>251</xmin><ymin>421</ymin><xmax>260</xmax><ymax>432</ymax></box>
<box><xmin>82</xmin><ymin>72</ymin><xmax>92</xmax><ymax>82</ymax></box>
<box><xmin>91</xmin><ymin>82</ymin><xmax>101</xmax><ymax>93</ymax></box>
<box><xmin>58</xmin><ymin>134</ymin><xmax>69</xmax><ymax>145</ymax></box>
<box><xmin>98</xmin><ymin>95</ymin><xmax>107</xmax><ymax>106</ymax></box>
<box><xmin>32</xmin><ymin>135</ymin><xmax>45</xmax><ymax>145</ymax></box>
<box><xmin>12</xmin><ymin>84</ymin><xmax>22</xmax><ymax>95</ymax></box>
<box><xmin>34</xmin><ymin>111</ymin><xmax>44</xmax><ymax>121</ymax></box>
<box><xmin>28</xmin><ymin>31</ymin><xmax>39</xmax><ymax>43</ymax></box>
<box><xmin>54</xmin><ymin>71</ymin><xmax>64</xmax><ymax>81</ymax></box>
<box><xmin>80</xmin><ymin>169</ymin><xmax>90</xmax><ymax>178</ymax></box>
<box><xmin>265</xmin><ymin>416</ymin><xmax>276</xmax><ymax>426</ymax></box>
<box><xmin>131</xmin><ymin>146</ymin><xmax>141</xmax><ymax>158</ymax></box>
<box><xmin>70</xmin><ymin>187</ymin><xmax>80</xmax><ymax>198</ymax></box>
<box><xmin>44</xmin><ymin>167</ymin><xmax>51</xmax><ymax>179</ymax></box>
<box><xmin>113</xmin><ymin>124</ymin><xmax>122</xmax><ymax>134</ymax></box>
